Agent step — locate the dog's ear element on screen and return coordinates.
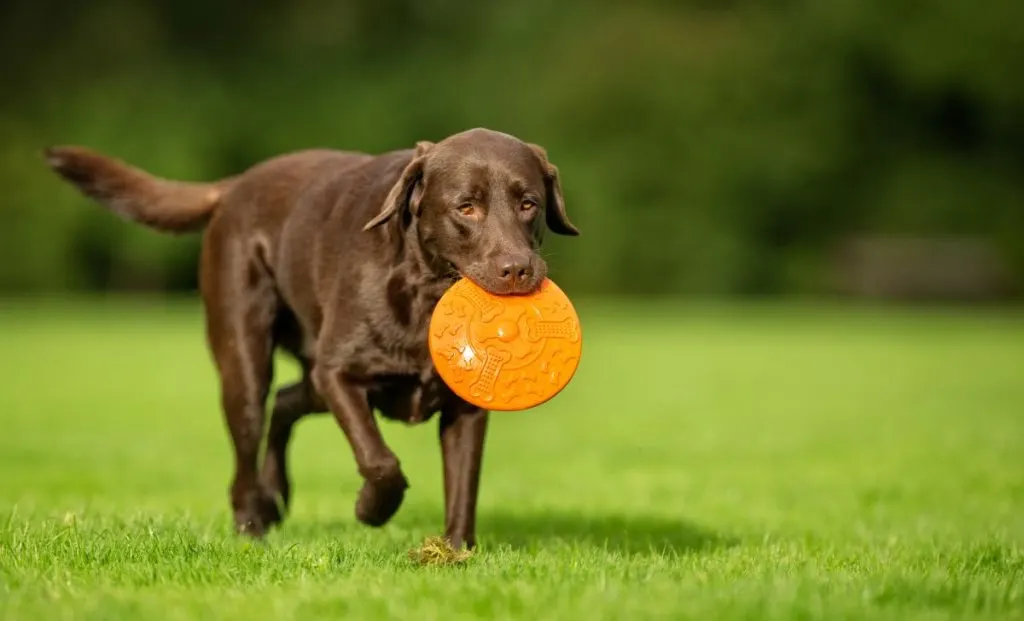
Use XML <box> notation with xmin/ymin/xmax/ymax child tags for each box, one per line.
<box><xmin>529</xmin><ymin>143</ymin><xmax>579</xmax><ymax>236</ymax></box>
<box><xmin>364</xmin><ymin>141</ymin><xmax>435</xmax><ymax>231</ymax></box>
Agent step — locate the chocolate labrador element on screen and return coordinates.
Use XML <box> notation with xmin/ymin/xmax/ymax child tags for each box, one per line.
<box><xmin>43</xmin><ymin>128</ymin><xmax>579</xmax><ymax>549</ymax></box>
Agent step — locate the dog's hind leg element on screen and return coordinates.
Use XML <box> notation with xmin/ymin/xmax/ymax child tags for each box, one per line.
<box><xmin>200</xmin><ymin>227</ymin><xmax>282</xmax><ymax>538</ymax></box>
<box><xmin>260</xmin><ymin>371</ymin><xmax>326</xmax><ymax>514</ymax></box>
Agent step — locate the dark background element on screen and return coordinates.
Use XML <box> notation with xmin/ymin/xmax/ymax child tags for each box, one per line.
<box><xmin>2</xmin><ymin>0</ymin><xmax>1022</xmax><ymax>300</ymax></box>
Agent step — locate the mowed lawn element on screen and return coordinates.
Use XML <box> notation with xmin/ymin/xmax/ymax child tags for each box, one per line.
<box><xmin>0</xmin><ymin>299</ymin><xmax>1022</xmax><ymax>620</ymax></box>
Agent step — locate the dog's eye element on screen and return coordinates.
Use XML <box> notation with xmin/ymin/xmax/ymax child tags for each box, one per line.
<box><xmin>456</xmin><ymin>203</ymin><xmax>477</xmax><ymax>217</ymax></box>
<box><xmin>520</xmin><ymin>199</ymin><xmax>538</xmax><ymax>212</ymax></box>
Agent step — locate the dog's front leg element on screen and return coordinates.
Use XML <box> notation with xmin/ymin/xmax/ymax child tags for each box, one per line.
<box><xmin>439</xmin><ymin>403</ymin><xmax>490</xmax><ymax>549</ymax></box>
<box><xmin>313</xmin><ymin>366</ymin><xmax>408</xmax><ymax>527</ymax></box>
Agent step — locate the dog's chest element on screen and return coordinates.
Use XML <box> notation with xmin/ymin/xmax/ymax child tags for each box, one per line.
<box><xmin>350</xmin><ymin>297</ymin><xmax>434</xmax><ymax>375</ymax></box>
<box><xmin>350</xmin><ymin>275</ymin><xmax>454</xmax><ymax>423</ymax></box>
<box><xmin>358</xmin><ymin>325</ymin><xmax>454</xmax><ymax>424</ymax></box>
<box><xmin>367</xmin><ymin>371</ymin><xmax>452</xmax><ymax>424</ymax></box>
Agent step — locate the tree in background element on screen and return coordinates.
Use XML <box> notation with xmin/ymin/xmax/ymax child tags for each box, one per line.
<box><xmin>2</xmin><ymin>0</ymin><xmax>1021</xmax><ymax>297</ymax></box>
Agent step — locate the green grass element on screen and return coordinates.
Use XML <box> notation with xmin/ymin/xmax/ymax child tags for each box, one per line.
<box><xmin>0</xmin><ymin>298</ymin><xmax>1022</xmax><ymax>620</ymax></box>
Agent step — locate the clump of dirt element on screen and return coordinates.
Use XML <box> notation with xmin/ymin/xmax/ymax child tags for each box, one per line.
<box><xmin>408</xmin><ymin>536</ymin><xmax>474</xmax><ymax>566</ymax></box>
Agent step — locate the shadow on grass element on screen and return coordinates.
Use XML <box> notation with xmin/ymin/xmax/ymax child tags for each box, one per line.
<box><xmin>478</xmin><ymin>510</ymin><xmax>735</xmax><ymax>555</ymax></box>
<box><xmin>287</xmin><ymin>509</ymin><xmax>734</xmax><ymax>556</ymax></box>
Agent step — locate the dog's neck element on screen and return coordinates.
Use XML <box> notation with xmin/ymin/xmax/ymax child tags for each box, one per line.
<box><xmin>392</xmin><ymin>220</ymin><xmax>458</xmax><ymax>290</ymax></box>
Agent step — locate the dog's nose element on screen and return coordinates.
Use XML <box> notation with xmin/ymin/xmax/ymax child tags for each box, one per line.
<box><xmin>496</xmin><ymin>255</ymin><xmax>533</xmax><ymax>289</ymax></box>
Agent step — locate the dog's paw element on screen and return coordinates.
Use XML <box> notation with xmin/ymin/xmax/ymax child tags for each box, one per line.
<box><xmin>355</xmin><ymin>469</ymin><xmax>409</xmax><ymax>527</ymax></box>
<box><xmin>232</xmin><ymin>489</ymin><xmax>284</xmax><ymax>538</ymax></box>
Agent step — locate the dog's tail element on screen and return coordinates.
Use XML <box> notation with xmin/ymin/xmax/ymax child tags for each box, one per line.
<box><xmin>43</xmin><ymin>146</ymin><xmax>236</xmax><ymax>234</ymax></box>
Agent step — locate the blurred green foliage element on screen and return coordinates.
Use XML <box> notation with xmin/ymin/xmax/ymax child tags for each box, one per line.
<box><xmin>2</xmin><ymin>0</ymin><xmax>1022</xmax><ymax>295</ymax></box>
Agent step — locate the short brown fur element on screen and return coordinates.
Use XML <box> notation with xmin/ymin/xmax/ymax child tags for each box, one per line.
<box><xmin>43</xmin><ymin>128</ymin><xmax>579</xmax><ymax>548</ymax></box>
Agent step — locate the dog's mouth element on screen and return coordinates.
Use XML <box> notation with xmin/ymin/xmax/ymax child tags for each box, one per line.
<box><xmin>439</xmin><ymin>254</ymin><xmax>548</xmax><ymax>296</ymax></box>
<box><xmin>456</xmin><ymin>267</ymin><xmax>547</xmax><ymax>297</ymax></box>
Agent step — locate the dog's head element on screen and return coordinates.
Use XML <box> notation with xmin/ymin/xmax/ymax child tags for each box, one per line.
<box><xmin>364</xmin><ymin>128</ymin><xmax>579</xmax><ymax>295</ymax></box>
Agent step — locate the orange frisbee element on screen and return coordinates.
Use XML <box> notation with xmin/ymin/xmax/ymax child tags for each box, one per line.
<box><xmin>428</xmin><ymin>278</ymin><xmax>582</xmax><ymax>411</ymax></box>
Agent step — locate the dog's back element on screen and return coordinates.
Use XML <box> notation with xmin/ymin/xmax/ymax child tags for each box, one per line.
<box><xmin>44</xmin><ymin>146</ymin><xmax>373</xmax><ymax>236</ymax></box>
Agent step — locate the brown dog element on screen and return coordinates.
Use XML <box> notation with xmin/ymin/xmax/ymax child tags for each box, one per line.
<box><xmin>43</xmin><ymin>128</ymin><xmax>579</xmax><ymax>549</ymax></box>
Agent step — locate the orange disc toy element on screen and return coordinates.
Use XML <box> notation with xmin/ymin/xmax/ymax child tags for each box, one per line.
<box><xmin>428</xmin><ymin>278</ymin><xmax>582</xmax><ymax>411</ymax></box>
